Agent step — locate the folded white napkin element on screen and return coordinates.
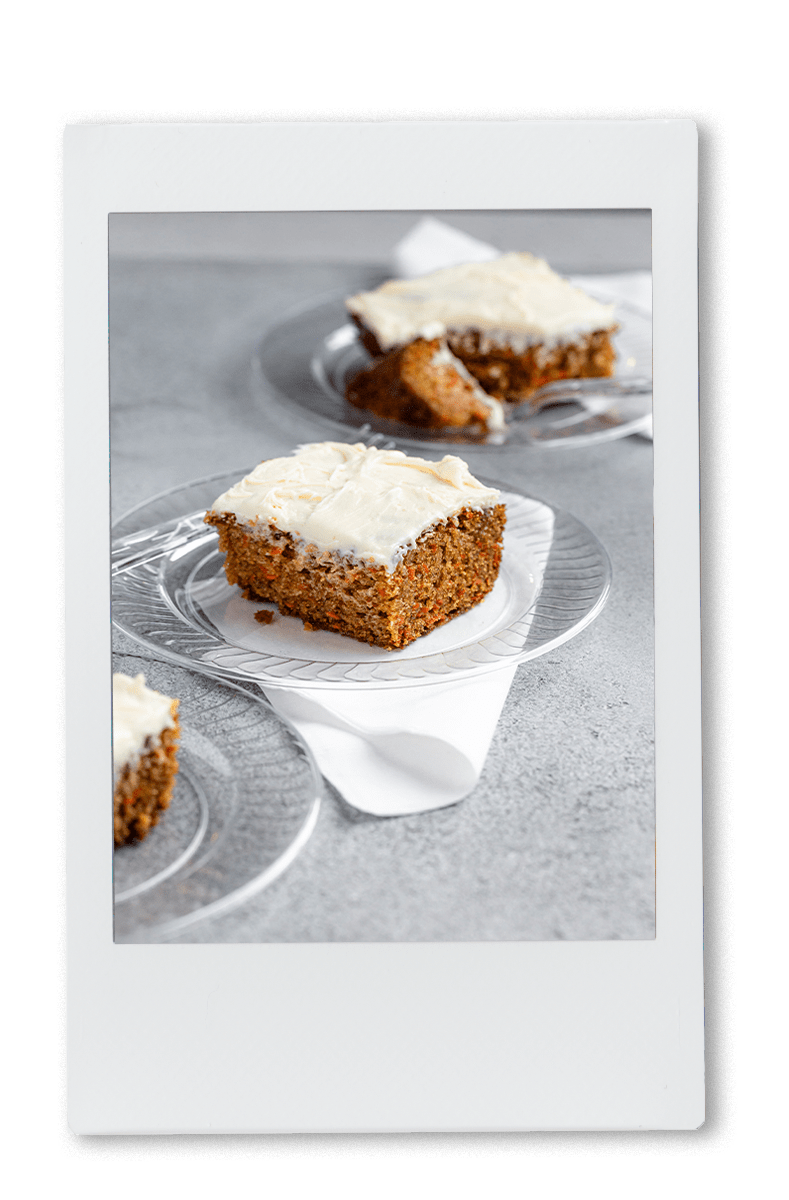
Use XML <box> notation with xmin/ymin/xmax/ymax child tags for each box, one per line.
<box><xmin>392</xmin><ymin>216</ymin><xmax>499</xmax><ymax>278</ymax></box>
<box><xmin>568</xmin><ymin>270</ymin><xmax>652</xmax><ymax>314</ymax></box>
<box><xmin>262</xmin><ymin>668</ymin><xmax>516</xmax><ymax>816</ymax></box>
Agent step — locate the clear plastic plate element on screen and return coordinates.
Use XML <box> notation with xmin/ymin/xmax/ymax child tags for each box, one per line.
<box><xmin>113</xmin><ymin>657</ymin><xmax>322</xmax><ymax>942</ymax></box>
<box><xmin>253</xmin><ymin>292</ymin><xmax>652</xmax><ymax>450</ymax></box>
<box><xmin>112</xmin><ymin>472</ymin><xmax>612</xmax><ymax>691</ymax></box>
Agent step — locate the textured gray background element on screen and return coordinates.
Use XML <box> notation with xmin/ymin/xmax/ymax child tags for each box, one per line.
<box><xmin>110</xmin><ymin>209</ymin><xmax>652</xmax><ymax>272</ymax></box>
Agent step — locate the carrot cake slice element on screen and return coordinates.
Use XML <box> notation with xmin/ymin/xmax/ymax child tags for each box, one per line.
<box><xmin>346</xmin><ymin>336</ymin><xmax>505</xmax><ymax>432</ymax></box>
<box><xmin>346</xmin><ymin>252</ymin><xmax>618</xmax><ymax>407</ymax></box>
<box><xmin>113</xmin><ymin>672</ymin><xmax>180</xmax><ymax>847</ymax></box>
<box><xmin>205</xmin><ymin>441</ymin><xmax>506</xmax><ymax>650</ymax></box>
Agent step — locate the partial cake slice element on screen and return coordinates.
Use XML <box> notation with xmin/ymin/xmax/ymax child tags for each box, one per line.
<box><xmin>113</xmin><ymin>673</ymin><xmax>180</xmax><ymax>847</ymax></box>
<box><xmin>204</xmin><ymin>441</ymin><xmax>506</xmax><ymax>651</ymax></box>
<box><xmin>346</xmin><ymin>251</ymin><xmax>618</xmax><ymax>406</ymax></box>
<box><xmin>345</xmin><ymin>336</ymin><xmax>505</xmax><ymax>432</ymax></box>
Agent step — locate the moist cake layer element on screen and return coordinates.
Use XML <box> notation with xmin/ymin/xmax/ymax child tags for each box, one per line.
<box><xmin>207</xmin><ymin>505</ymin><xmax>506</xmax><ymax>650</ymax></box>
<box><xmin>443</xmin><ymin>327</ymin><xmax>617</xmax><ymax>402</ymax></box>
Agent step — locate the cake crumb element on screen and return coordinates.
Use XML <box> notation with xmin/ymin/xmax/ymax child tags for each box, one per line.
<box><xmin>254</xmin><ymin>608</ymin><xmax>275</xmax><ymax>625</ymax></box>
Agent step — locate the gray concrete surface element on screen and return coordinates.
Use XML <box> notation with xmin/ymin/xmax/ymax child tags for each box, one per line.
<box><xmin>109</xmin><ymin>209</ymin><xmax>652</xmax><ymax>274</ymax></box>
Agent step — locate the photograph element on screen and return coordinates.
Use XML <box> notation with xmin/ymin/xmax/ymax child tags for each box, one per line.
<box><xmin>109</xmin><ymin>208</ymin><xmax>655</xmax><ymax>945</ymax></box>
<box><xmin>65</xmin><ymin>119</ymin><xmax>701</xmax><ymax>1134</ymax></box>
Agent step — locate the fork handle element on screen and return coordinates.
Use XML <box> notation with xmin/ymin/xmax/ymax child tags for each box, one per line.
<box><xmin>111</xmin><ymin>512</ymin><xmax>213</xmax><ymax>576</ymax></box>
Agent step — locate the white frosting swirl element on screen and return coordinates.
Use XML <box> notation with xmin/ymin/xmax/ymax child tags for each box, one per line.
<box><xmin>209</xmin><ymin>442</ymin><xmax>501</xmax><ymax>569</ymax></box>
<box><xmin>112</xmin><ymin>673</ymin><xmax>177</xmax><ymax>776</ymax></box>
<box><xmin>347</xmin><ymin>252</ymin><xmax>617</xmax><ymax>352</ymax></box>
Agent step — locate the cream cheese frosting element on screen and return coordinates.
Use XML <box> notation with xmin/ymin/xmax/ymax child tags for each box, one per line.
<box><xmin>112</xmin><ymin>673</ymin><xmax>177</xmax><ymax>776</ymax></box>
<box><xmin>347</xmin><ymin>252</ymin><xmax>617</xmax><ymax>353</ymax></box>
<box><xmin>209</xmin><ymin>442</ymin><xmax>501</xmax><ymax>569</ymax></box>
